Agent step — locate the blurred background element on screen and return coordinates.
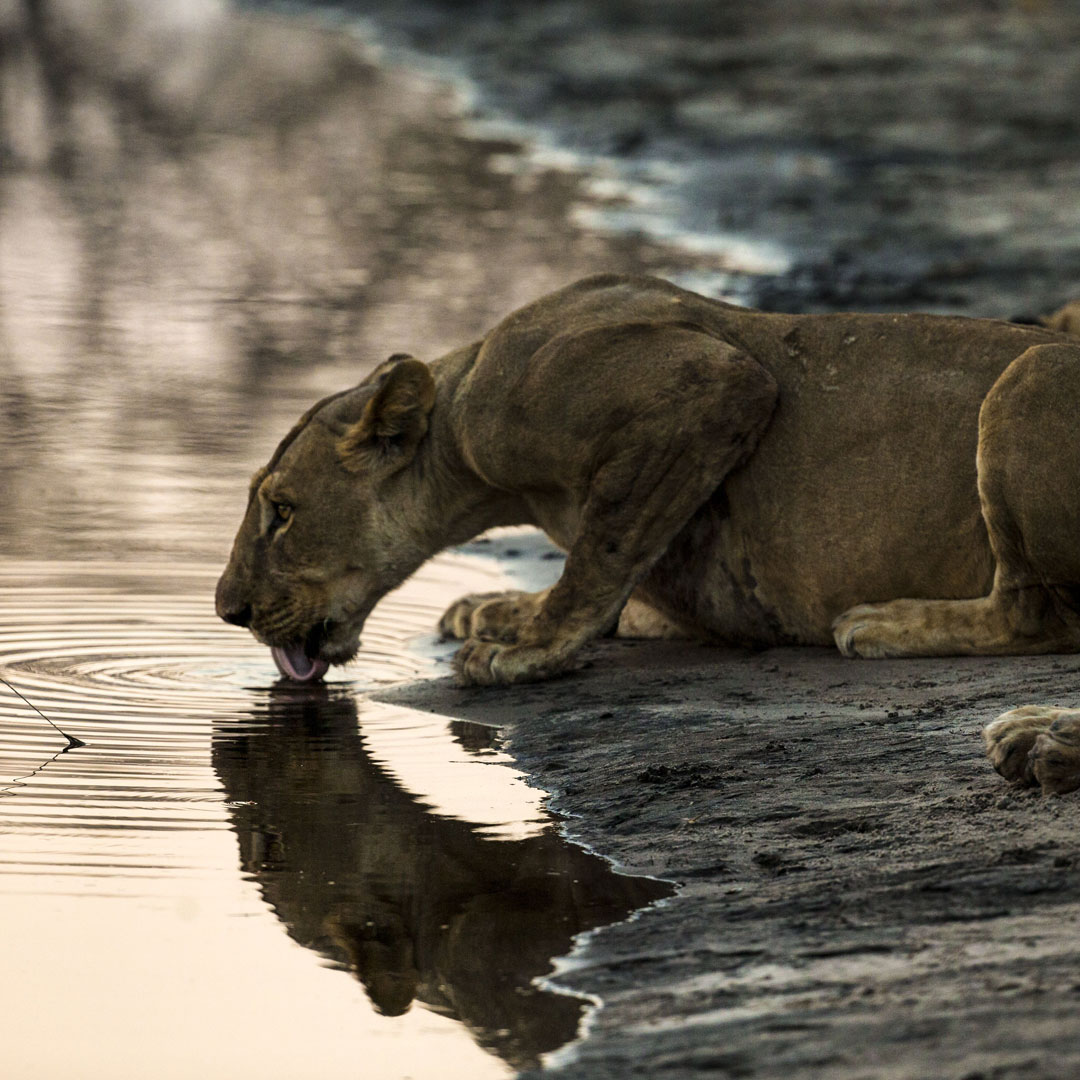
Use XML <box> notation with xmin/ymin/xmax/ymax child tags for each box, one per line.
<box><xmin>3</xmin><ymin>0</ymin><xmax>1080</xmax><ymax>561</ymax></box>
<box><xmin>0</xmin><ymin>0</ymin><xmax>674</xmax><ymax>561</ymax></box>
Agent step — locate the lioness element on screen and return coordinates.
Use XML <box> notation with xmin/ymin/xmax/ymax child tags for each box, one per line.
<box><xmin>216</xmin><ymin>274</ymin><xmax>1080</xmax><ymax>789</ymax></box>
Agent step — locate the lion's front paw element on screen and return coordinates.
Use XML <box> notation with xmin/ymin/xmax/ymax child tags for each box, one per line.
<box><xmin>832</xmin><ymin>603</ymin><xmax>902</xmax><ymax>658</ymax></box>
<box><xmin>452</xmin><ymin>637</ymin><xmax>570</xmax><ymax>687</ymax></box>
<box><xmin>438</xmin><ymin>591</ymin><xmax>535</xmax><ymax>642</ymax></box>
<box><xmin>984</xmin><ymin>706</ymin><xmax>1080</xmax><ymax>793</ymax></box>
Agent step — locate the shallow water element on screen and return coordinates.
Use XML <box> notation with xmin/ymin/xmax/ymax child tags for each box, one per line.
<box><xmin>0</xmin><ymin>5</ymin><xmax>674</xmax><ymax>1076</ymax></box>
<box><xmin>0</xmin><ymin>560</ymin><xmax>668</xmax><ymax>1077</ymax></box>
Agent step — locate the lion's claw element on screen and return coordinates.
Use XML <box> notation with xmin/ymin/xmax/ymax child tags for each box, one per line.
<box><xmin>453</xmin><ymin>638</ymin><xmax>501</xmax><ymax>686</ymax></box>
<box><xmin>452</xmin><ymin>636</ymin><xmax>571</xmax><ymax>687</ymax></box>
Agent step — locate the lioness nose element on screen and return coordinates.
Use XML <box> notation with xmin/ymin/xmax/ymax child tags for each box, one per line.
<box><xmin>219</xmin><ymin>602</ymin><xmax>253</xmax><ymax>628</ymax></box>
<box><xmin>215</xmin><ymin>573</ymin><xmax>253</xmax><ymax>627</ymax></box>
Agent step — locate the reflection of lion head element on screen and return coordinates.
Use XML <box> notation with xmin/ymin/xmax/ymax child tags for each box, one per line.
<box><xmin>212</xmin><ymin>688</ymin><xmax>672</xmax><ymax>1069</ymax></box>
<box><xmin>215</xmin><ymin>354</ymin><xmax>438</xmax><ymax>680</ymax></box>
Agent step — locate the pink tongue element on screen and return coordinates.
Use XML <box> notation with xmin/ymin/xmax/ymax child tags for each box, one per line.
<box><xmin>270</xmin><ymin>644</ymin><xmax>330</xmax><ymax>683</ymax></box>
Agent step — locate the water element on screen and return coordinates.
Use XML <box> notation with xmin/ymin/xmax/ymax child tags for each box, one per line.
<box><xmin>0</xmin><ymin>561</ymin><xmax>667</xmax><ymax>1077</ymax></box>
<box><xmin>0</xmin><ymin>5</ymin><xmax>674</xmax><ymax>1076</ymax></box>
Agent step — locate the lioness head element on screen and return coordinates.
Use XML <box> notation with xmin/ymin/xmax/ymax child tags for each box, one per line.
<box><xmin>215</xmin><ymin>355</ymin><xmax>436</xmax><ymax>681</ymax></box>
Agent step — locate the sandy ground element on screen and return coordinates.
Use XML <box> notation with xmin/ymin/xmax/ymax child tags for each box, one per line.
<box><xmin>382</xmin><ymin>539</ymin><xmax>1080</xmax><ymax>1080</ymax></box>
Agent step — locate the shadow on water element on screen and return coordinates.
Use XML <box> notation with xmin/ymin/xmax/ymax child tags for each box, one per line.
<box><xmin>213</xmin><ymin>684</ymin><xmax>672</xmax><ymax>1073</ymax></box>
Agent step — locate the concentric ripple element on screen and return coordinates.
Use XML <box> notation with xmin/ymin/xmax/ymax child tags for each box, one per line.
<box><xmin>0</xmin><ymin>555</ymin><xmax>506</xmax><ymax>701</ymax></box>
<box><xmin>0</xmin><ymin>555</ymin><xmax>508</xmax><ymax>836</ymax></box>
<box><xmin>0</xmin><ymin>554</ymin><xmax>534</xmax><ymax>1080</ymax></box>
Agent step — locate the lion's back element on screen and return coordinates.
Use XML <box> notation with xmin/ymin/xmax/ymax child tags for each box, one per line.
<box><xmin>674</xmin><ymin>311</ymin><xmax>1069</xmax><ymax>643</ymax></box>
<box><xmin>467</xmin><ymin>275</ymin><xmax>1074</xmax><ymax>643</ymax></box>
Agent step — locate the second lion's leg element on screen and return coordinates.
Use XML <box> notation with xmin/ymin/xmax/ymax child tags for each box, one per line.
<box><xmin>834</xmin><ymin>343</ymin><xmax>1080</xmax><ymax>661</ymax></box>
<box><xmin>984</xmin><ymin>706</ymin><xmax>1080</xmax><ymax>794</ymax></box>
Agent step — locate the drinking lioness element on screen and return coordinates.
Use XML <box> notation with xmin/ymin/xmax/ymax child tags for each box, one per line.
<box><xmin>215</xmin><ymin>274</ymin><xmax>1080</xmax><ymax>792</ymax></box>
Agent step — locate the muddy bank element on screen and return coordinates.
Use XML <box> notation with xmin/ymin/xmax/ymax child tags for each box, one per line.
<box><xmin>256</xmin><ymin>0</ymin><xmax>1080</xmax><ymax>315</ymax></box>
<box><xmin>386</xmin><ymin>626</ymin><xmax>1080</xmax><ymax>1079</ymax></box>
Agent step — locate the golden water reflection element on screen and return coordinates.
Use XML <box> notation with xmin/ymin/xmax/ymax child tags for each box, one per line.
<box><xmin>0</xmin><ymin>561</ymin><xmax>670</xmax><ymax>1078</ymax></box>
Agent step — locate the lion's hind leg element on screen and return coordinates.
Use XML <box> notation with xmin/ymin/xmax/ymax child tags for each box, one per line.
<box><xmin>984</xmin><ymin>706</ymin><xmax>1080</xmax><ymax>794</ymax></box>
<box><xmin>835</xmin><ymin>342</ymin><xmax>1080</xmax><ymax>661</ymax></box>
<box><xmin>832</xmin><ymin>593</ymin><xmax>1060</xmax><ymax>659</ymax></box>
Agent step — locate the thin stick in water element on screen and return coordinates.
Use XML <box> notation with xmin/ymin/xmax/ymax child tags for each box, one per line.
<box><xmin>0</xmin><ymin>674</ymin><xmax>86</xmax><ymax>750</ymax></box>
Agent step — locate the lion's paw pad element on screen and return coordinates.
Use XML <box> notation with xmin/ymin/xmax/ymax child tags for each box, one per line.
<box><xmin>984</xmin><ymin>706</ymin><xmax>1080</xmax><ymax>793</ymax></box>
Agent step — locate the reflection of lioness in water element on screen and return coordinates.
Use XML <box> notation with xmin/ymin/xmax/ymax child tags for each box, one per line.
<box><xmin>216</xmin><ymin>276</ymin><xmax>1080</xmax><ymax>780</ymax></box>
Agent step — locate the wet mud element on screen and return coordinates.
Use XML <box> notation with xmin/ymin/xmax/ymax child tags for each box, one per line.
<box><xmin>388</xmin><ymin>621</ymin><xmax>1080</xmax><ymax>1080</ymax></box>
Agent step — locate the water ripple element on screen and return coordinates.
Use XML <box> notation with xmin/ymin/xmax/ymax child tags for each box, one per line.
<box><xmin>0</xmin><ymin>556</ymin><xmax>505</xmax><ymax>831</ymax></box>
<box><xmin>0</xmin><ymin>553</ymin><xmax>672</xmax><ymax>1078</ymax></box>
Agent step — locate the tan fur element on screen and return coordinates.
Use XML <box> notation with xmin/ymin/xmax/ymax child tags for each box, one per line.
<box><xmin>216</xmin><ymin>274</ymin><xmax>1080</xmax><ymax>704</ymax></box>
<box><xmin>984</xmin><ymin>706</ymin><xmax>1080</xmax><ymax>795</ymax></box>
<box><xmin>1045</xmin><ymin>299</ymin><xmax>1080</xmax><ymax>337</ymax></box>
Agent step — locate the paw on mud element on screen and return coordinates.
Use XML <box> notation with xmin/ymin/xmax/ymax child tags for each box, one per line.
<box><xmin>984</xmin><ymin>705</ymin><xmax>1080</xmax><ymax>795</ymax></box>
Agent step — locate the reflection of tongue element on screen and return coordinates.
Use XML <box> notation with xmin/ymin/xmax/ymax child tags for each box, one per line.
<box><xmin>270</xmin><ymin>644</ymin><xmax>330</xmax><ymax>682</ymax></box>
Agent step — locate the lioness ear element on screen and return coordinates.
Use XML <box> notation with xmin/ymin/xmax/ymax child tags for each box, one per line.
<box><xmin>337</xmin><ymin>357</ymin><xmax>435</xmax><ymax>471</ymax></box>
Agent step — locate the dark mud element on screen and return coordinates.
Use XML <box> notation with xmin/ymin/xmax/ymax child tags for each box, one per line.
<box><xmin>387</xmin><ymin>624</ymin><xmax>1080</xmax><ymax>1080</ymax></box>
